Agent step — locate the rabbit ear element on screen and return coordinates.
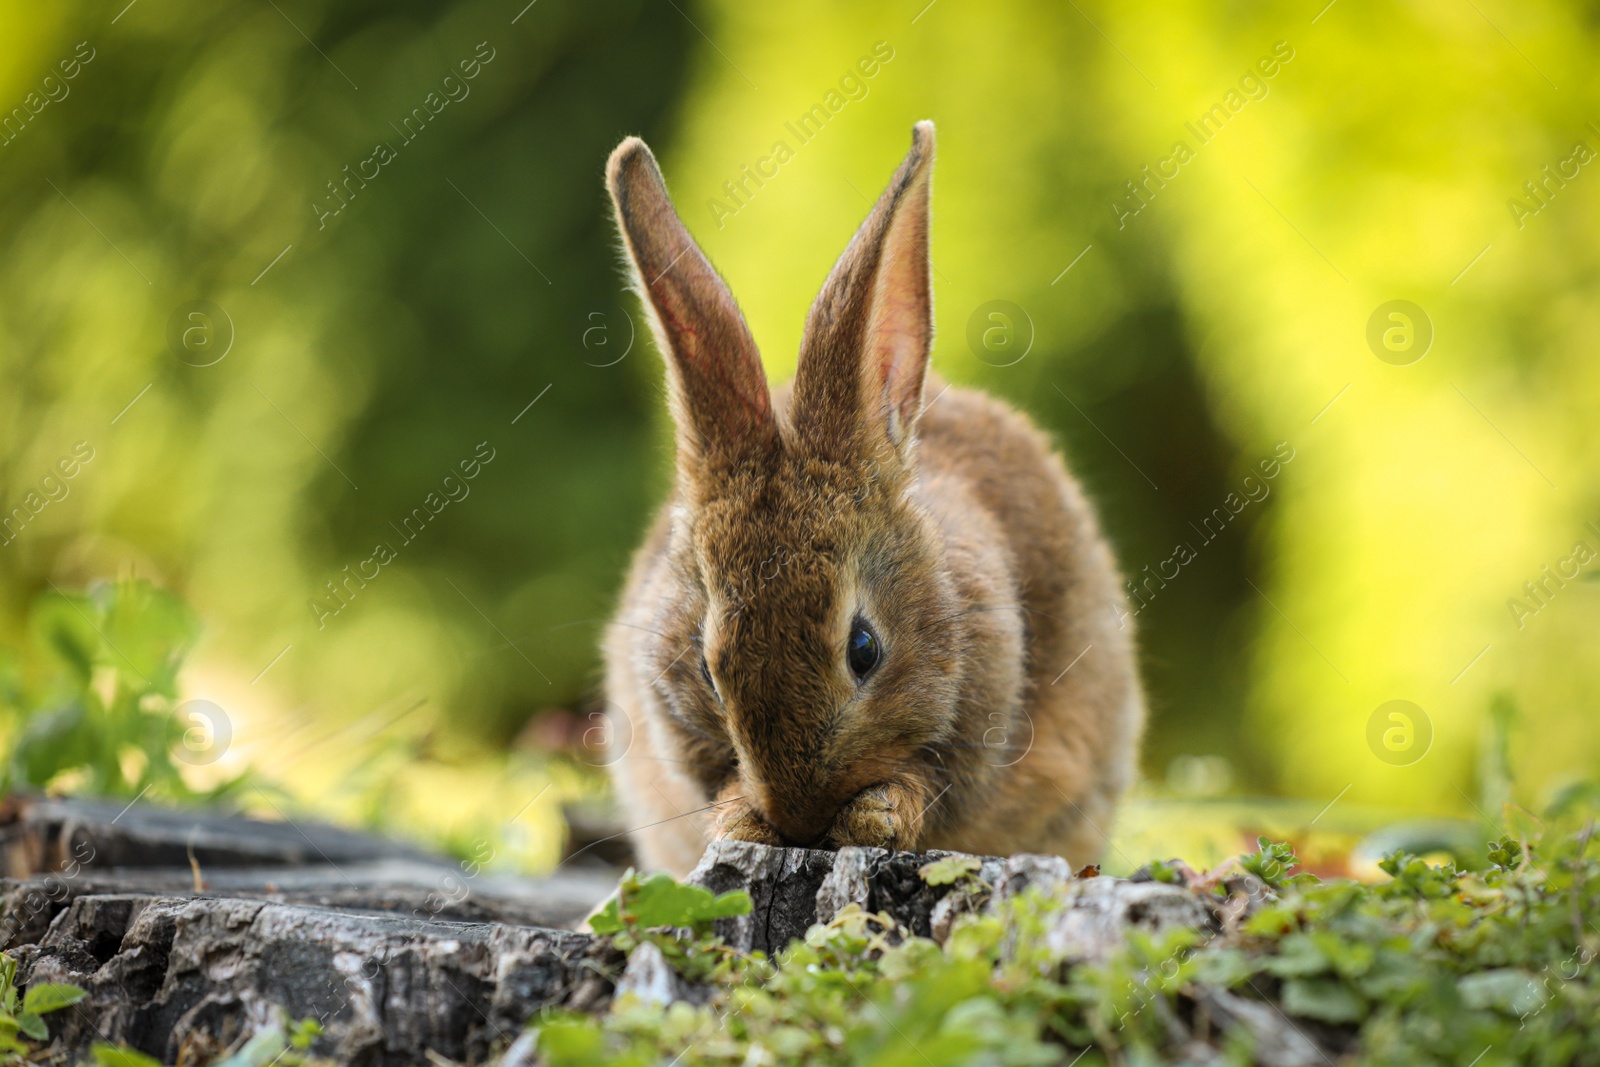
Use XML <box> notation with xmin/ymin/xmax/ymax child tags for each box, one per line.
<box><xmin>793</xmin><ymin>121</ymin><xmax>935</xmax><ymax>458</ymax></box>
<box><xmin>607</xmin><ymin>137</ymin><xmax>776</xmax><ymax>466</ymax></box>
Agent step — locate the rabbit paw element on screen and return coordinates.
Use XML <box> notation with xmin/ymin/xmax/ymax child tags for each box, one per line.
<box><xmin>712</xmin><ymin>792</ymin><xmax>783</xmax><ymax>846</ymax></box>
<box><xmin>827</xmin><ymin>781</ymin><xmax>924</xmax><ymax>851</ymax></box>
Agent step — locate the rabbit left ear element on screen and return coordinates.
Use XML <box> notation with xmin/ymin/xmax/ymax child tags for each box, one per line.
<box><xmin>607</xmin><ymin>136</ymin><xmax>776</xmax><ymax>469</ymax></box>
<box><xmin>793</xmin><ymin>121</ymin><xmax>935</xmax><ymax>456</ymax></box>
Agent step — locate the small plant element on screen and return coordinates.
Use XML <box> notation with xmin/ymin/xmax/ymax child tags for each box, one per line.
<box><xmin>88</xmin><ymin>1015</ymin><xmax>327</xmax><ymax>1067</ymax></box>
<box><xmin>1238</xmin><ymin>835</ymin><xmax>1311</xmax><ymax>889</ymax></box>
<box><xmin>0</xmin><ymin>953</ymin><xmax>85</xmax><ymax>1060</ymax></box>
<box><xmin>918</xmin><ymin>854</ymin><xmax>985</xmax><ymax>889</ymax></box>
<box><xmin>589</xmin><ymin>870</ymin><xmax>757</xmax><ymax>983</ymax></box>
<box><xmin>87</xmin><ymin>1045</ymin><xmax>162</xmax><ymax>1067</ymax></box>
<box><xmin>0</xmin><ymin>578</ymin><xmax>250</xmax><ymax>803</ymax></box>
<box><xmin>919</xmin><ymin>854</ymin><xmax>992</xmax><ymax>926</ymax></box>
<box><xmin>1140</xmin><ymin>858</ymin><xmax>1187</xmax><ymax>885</ymax></box>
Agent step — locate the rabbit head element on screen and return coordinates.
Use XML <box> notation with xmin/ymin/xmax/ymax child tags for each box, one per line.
<box><xmin>606</xmin><ymin>122</ymin><xmax>976</xmax><ymax>847</ymax></box>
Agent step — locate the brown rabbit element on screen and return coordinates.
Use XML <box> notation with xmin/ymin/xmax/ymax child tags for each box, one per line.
<box><xmin>601</xmin><ymin>121</ymin><xmax>1143</xmax><ymax>876</ymax></box>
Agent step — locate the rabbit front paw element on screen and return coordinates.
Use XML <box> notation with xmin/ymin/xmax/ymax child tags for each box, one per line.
<box><xmin>827</xmin><ymin>781</ymin><xmax>924</xmax><ymax>851</ymax></box>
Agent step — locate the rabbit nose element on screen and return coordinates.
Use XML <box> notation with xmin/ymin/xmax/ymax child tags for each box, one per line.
<box><xmin>778</xmin><ymin>827</ymin><xmax>827</xmax><ymax>849</ymax></box>
<box><xmin>768</xmin><ymin>804</ymin><xmax>837</xmax><ymax>849</ymax></box>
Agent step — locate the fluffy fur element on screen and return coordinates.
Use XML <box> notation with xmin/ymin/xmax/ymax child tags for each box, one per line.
<box><xmin>602</xmin><ymin>121</ymin><xmax>1144</xmax><ymax>875</ymax></box>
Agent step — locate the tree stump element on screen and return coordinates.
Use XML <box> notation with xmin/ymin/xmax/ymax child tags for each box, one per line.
<box><xmin>2</xmin><ymin>797</ymin><xmax>1323</xmax><ymax>1066</ymax></box>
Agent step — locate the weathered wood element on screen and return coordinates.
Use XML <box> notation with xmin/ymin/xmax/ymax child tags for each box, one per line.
<box><xmin>7</xmin><ymin>886</ymin><xmax>617</xmax><ymax>1066</ymax></box>
<box><xmin>0</xmin><ymin>861</ymin><xmax>621</xmax><ymax>943</ymax></box>
<box><xmin>0</xmin><ymin>811</ymin><xmax>1326</xmax><ymax>1067</ymax></box>
<box><xmin>0</xmin><ymin>795</ymin><xmax>627</xmax><ymax>1064</ymax></box>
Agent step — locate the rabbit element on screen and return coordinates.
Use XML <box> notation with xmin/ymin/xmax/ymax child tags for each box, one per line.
<box><xmin>600</xmin><ymin>120</ymin><xmax>1144</xmax><ymax>877</ymax></box>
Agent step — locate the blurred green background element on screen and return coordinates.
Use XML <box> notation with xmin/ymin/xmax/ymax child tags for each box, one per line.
<box><xmin>1</xmin><ymin>0</ymin><xmax>1596</xmax><ymax>872</ymax></box>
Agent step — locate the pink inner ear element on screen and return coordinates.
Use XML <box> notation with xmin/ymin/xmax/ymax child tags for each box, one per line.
<box><xmin>866</xmin><ymin>192</ymin><xmax>932</xmax><ymax>430</ymax></box>
<box><xmin>873</xmin><ymin>299</ymin><xmax>923</xmax><ymax>413</ymax></box>
<box><xmin>789</xmin><ymin>122</ymin><xmax>936</xmax><ymax>450</ymax></box>
<box><xmin>611</xmin><ymin>140</ymin><xmax>775</xmax><ymax>458</ymax></box>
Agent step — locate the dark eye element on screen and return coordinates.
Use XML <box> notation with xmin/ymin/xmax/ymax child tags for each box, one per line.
<box><xmin>846</xmin><ymin>620</ymin><xmax>880</xmax><ymax>679</ymax></box>
<box><xmin>700</xmin><ymin>654</ymin><xmax>717</xmax><ymax>694</ymax></box>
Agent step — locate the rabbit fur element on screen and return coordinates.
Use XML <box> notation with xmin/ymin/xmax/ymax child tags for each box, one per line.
<box><xmin>601</xmin><ymin>121</ymin><xmax>1143</xmax><ymax>875</ymax></box>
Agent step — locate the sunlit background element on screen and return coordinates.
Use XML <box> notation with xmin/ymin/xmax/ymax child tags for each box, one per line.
<box><xmin>2</xmin><ymin>0</ymin><xmax>1596</xmax><ymax>876</ymax></box>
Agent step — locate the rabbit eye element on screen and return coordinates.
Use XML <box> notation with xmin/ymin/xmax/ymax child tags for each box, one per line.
<box><xmin>846</xmin><ymin>620</ymin><xmax>880</xmax><ymax>679</ymax></box>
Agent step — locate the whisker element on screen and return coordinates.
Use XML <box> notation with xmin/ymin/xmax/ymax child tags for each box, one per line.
<box><xmin>555</xmin><ymin>795</ymin><xmax>745</xmax><ymax>872</ymax></box>
<box><xmin>551</xmin><ymin>617</ymin><xmax>671</xmax><ymax>640</ymax></box>
<box><xmin>929</xmin><ymin>603</ymin><xmax>1025</xmax><ymax>626</ymax></box>
<box><xmin>930</xmin><ymin>601</ymin><xmax>1069</xmax><ymax>627</ymax></box>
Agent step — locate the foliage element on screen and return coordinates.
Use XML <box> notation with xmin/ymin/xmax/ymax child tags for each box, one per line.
<box><xmin>1139</xmin><ymin>859</ymin><xmax>1186</xmax><ymax>886</ymax></box>
<box><xmin>0</xmin><ymin>578</ymin><xmax>249</xmax><ymax>802</ymax></box>
<box><xmin>0</xmin><ymin>0</ymin><xmax>695</xmax><ymax>748</ymax></box>
<box><xmin>87</xmin><ymin>1015</ymin><xmax>327</xmax><ymax>1067</ymax></box>
<box><xmin>208</xmin><ymin>1015</ymin><xmax>327</xmax><ymax>1067</ymax></box>
<box><xmin>87</xmin><ymin>1045</ymin><xmax>163</xmax><ymax>1067</ymax></box>
<box><xmin>918</xmin><ymin>855</ymin><xmax>985</xmax><ymax>887</ymax></box>
<box><xmin>539</xmin><ymin>809</ymin><xmax>1600</xmax><ymax>1066</ymax></box>
<box><xmin>0</xmin><ymin>954</ymin><xmax>84</xmax><ymax>1060</ymax></box>
<box><xmin>1238</xmin><ymin>835</ymin><xmax>1314</xmax><ymax>891</ymax></box>
<box><xmin>589</xmin><ymin>870</ymin><xmax>758</xmax><ymax>985</ymax></box>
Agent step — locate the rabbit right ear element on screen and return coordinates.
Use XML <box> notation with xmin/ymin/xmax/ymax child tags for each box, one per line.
<box><xmin>607</xmin><ymin>137</ymin><xmax>776</xmax><ymax>468</ymax></box>
<box><xmin>791</xmin><ymin>122</ymin><xmax>935</xmax><ymax>463</ymax></box>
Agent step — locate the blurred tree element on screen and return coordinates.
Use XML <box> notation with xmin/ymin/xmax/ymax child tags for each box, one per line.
<box><xmin>0</xmin><ymin>0</ymin><xmax>693</xmax><ymax>762</ymax></box>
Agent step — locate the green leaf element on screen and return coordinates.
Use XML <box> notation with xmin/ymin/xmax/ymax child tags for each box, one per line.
<box><xmin>1240</xmin><ymin>838</ymin><xmax>1301</xmax><ymax>889</ymax></box>
<box><xmin>1486</xmin><ymin>836</ymin><xmax>1523</xmax><ymax>870</ymax></box>
<box><xmin>90</xmin><ymin>1042</ymin><xmax>166</xmax><ymax>1067</ymax></box>
<box><xmin>96</xmin><ymin>580</ymin><xmax>199</xmax><ymax>694</ymax></box>
<box><xmin>1263</xmin><ymin>934</ymin><xmax>1327</xmax><ymax>978</ymax></box>
<box><xmin>210</xmin><ymin>1024</ymin><xmax>289</xmax><ymax>1067</ymax></box>
<box><xmin>288</xmin><ymin>1016</ymin><xmax>323</xmax><ymax>1050</ymax></box>
<box><xmin>15</xmin><ymin>1011</ymin><xmax>48</xmax><ymax>1041</ymax></box>
<box><xmin>23</xmin><ymin>981</ymin><xmax>87</xmax><ymax>1015</ymax></box>
<box><xmin>1282</xmin><ymin>978</ymin><xmax>1366</xmax><ymax>1024</ymax></box>
<box><xmin>1142</xmin><ymin>858</ymin><xmax>1186</xmax><ymax>884</ymax></box>
<box><xmin>920</xmin><ymin>856</ymin><xmax>983</xmax><ymax>886</ymax></box>
<box><xmin>589</xmin><ymin>872</ymin><xmax>751</xmax><ymax>935</ymax></box>
<box><xmin>9</xmin><ymin>701</ymin><xmax>96</xmax><ymax>789</ymax></box>
<box><xmin>536</xmin><ymin>1017</ymin><xmax>610</xmax><ymax>1067</ymax></box>
<box><xmin>1309</xmin><ymin>930</ymin><xmax>1374</xmax><ymax>979</ymax></box>
<box><xmin>1458</xmin><ymin>969</ymin><xmax>1545</xmax><ymax>1017</ymax></box>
